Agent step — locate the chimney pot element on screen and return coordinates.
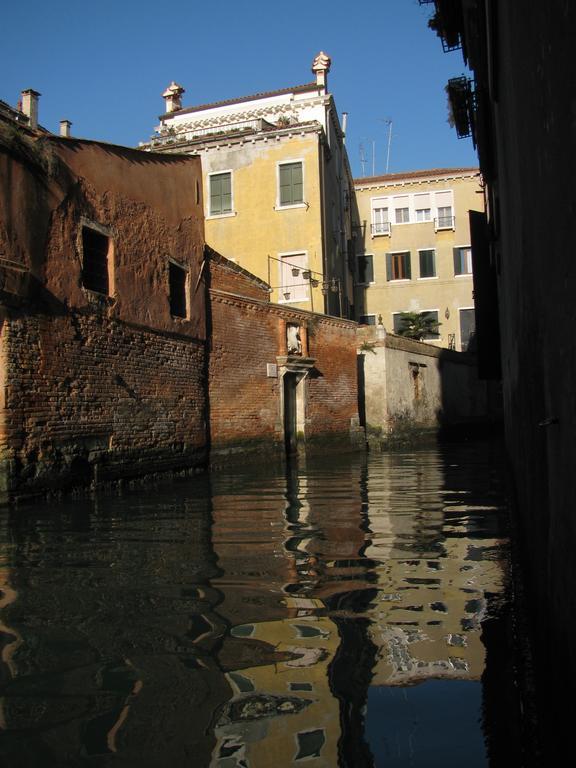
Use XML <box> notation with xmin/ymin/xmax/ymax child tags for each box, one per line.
<box><xmin>162</xmin><ymin>81</ymin><xmax>185</xmax><ymax>113</ymax></box>
<box><xmin>21</xmin><ymin>88</ymin><xmax>41</xmax><ymax>130</ymax></box>
<box><xmin>59</xmin><ymin>120</ymin><xmax>72</xmax><ymax>138</ymax></box>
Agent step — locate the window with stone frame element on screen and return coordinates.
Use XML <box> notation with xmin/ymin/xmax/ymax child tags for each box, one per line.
<box><xmin>386</xmin><ymin>251</ymin><xmax>411</xmax><ymax>281</ymax></box>
<box><xmin>209</xmin><ymin>172</ymin><xmax>232</xmax><ymax>215</ymax></box>
<box><xmin>278</xmin><ymin>161</ymin><xmax>303</xmax><ymax>206</ymax></box>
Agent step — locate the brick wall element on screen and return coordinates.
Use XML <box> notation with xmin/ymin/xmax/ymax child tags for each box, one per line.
<box><xmin>0</xmin><ymin>132</ymin><xmax>208</xmax><ymax>499</ymax></box>
<box><xmin>208</xmin><ymin>253</ymin><xmax>361</xmax><ymax>458</ymax></box>
<box><xmin>2</xmin><ymin>312</ymin><xmax>206</xmax><ymax>493</ymax></box>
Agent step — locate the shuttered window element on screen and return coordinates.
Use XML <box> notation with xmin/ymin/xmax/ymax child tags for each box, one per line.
<box><xmin>386</xmin><ymin>251</ymin><xmax>411</xmax><ymax>281</ymax></box>
<box><xmin>419</xmin><ymin>249</ymin><xmax>436</xmax><ymax>278</ymax></box>
<box><xmin>209</xmin><ymin>172</ymin><xmax>232</xmax><ymax>215</ymax></box>
<box><xmin>279</xmin><ymin>162</ymin><xmax>303</xmax><ymax>206</ymax></box>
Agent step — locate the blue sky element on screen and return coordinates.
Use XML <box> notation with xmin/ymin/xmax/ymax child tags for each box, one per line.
<box><xmin>1</xmin><ymin>0</ymin><xmax>477</xmax><ymax>178</ymax></box>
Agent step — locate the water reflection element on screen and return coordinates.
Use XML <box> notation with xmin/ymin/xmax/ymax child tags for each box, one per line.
<box><xmin>0</xmin><ymin>443</ymin><xmax>513</xmax><ymax>766</ymax></box>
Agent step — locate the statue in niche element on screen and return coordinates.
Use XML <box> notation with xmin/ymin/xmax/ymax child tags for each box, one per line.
<box><xmin>287</xmin><ymin>324</ymin><xmax>302</xmax><ymax>355</ymax></box>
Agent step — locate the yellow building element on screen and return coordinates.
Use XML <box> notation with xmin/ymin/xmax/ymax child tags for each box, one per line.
<box><xmin>141</xmin><ymin>53</ymin><xmax>356</xmax><ymax>318</ymax></box>
<box><xmin>354</xmin><ymin>168</ymin><xmax>483</xmax><ymax>351</ymax></box>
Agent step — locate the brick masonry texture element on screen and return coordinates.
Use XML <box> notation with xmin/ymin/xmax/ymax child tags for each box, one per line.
<box><xmin>208</xmin><ymin>255</ymin><xmax>360</xmax><ymax>456</ymax></box>
<box><xmin>0</xmin><ymin>132</ymin><xmax>208</xmax><ymax>497</ymax></box>
<box><xmin>3</xmin><ymin>312</ymin><xmax>206</xmax><ymax>491</ymax></box>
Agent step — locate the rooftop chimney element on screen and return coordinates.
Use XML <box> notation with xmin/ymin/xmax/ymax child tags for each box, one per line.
<box><xmin>162</xmin><ymin>82</ymin><xmax>185</xmax><ymax>113</ymax></box>
<box><xmin>21</xmin><ymin>89</ymin><xmax>41</xmax><ymax>130</ymax></box>
<box><xmin>342</xmin><ymin>112</ymin><xmax>348</xmax><ymax>143</ymax></box>
<box><xmin>59</xmin><ymin>120</ymin><xmax>72</xmax><ymax>138</ymax></box>
<box><xmin>311</xmin><ymin>51</ymin><xmax>331</xmax><ymax>94</ymax></box>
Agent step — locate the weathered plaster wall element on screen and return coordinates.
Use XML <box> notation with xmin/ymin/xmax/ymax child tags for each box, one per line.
<box><xmin>208</xmin><ymin>254</ymin><xmax>361</xmax><ymax>459</ymax></box>
<box><xmin>0</xmin><ymin>130</ymin><xmax>207</xmax><ymax>499</ymax></box>
<box><xmin>360</xmin><ymin>330</ymin><xmax>492</xmax><ymax>440</ymax></box>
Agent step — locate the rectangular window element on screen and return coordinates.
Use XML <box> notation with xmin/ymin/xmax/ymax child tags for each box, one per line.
<box><xmin>372</xmin><ymin>206</ymin><xmax>390</xmax><ymax>235</ymax></box>
<box><xmin>460</xmin><ymin>308</ymin><xmax>476</xmax><ymax>350</ymax></box>
<box><xmin>81</xmin><ymin>226</ymin><xmax>111</xmax><ymax>295</ymax></box>
<box><xmin>279</xmin><ymin>162</ymin><xmax>303</xmax><ymax>206</ymax></box>
<box><xmin>435</xmin><ymin>191</ymin><xmax>454</xmax><ymax>229</ymax></box>
<box><xmin>395</xmin><ymin>207</ymin><xmax>410</xmax><ymax>223</ymax></box>
<box><xmin>209</xmin><ymin>172</ymin><xmax>232</xmax><ymax>215</ymax></box>
<box><xmin>169</xmin><ymin>261</ymin><xmax>188</xmax><ymax>318</ymax></box>
<box><xmin>419</xmin><ymin>249</ymin><xmax>436</xmax><ymax>278</ymax></box>
<box><xmin>357</xmin><ymin>254</ymin><xmax>374</xmax><ymax>284</ymax></box>
<box><xmin>280</xmin><ymin>252</ymin><xmax>308</xmax><ymax>301</ymax></box>
<box><xmin>416</xmin><ymin>208</ymin><xmax>432</xmax><ymax>222</ymax></box>
<box><xmin>437</xmin><ymin>205</ymin><xmax>454</xmax><ymax>228</ymax></box>
<box><xmin>386</xmin><ymin>251</ymin><xmax>411</xmax><ymax>281</ymax></box>
<box><xmin>454</xmin><ymin>246</ymin><xmax>473</xmax><ymax>275</ymax></box>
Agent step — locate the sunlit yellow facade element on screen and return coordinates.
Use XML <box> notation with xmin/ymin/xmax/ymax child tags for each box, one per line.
<box><xmin>142</xmin><ymin>55</ymin><xmax>356</xmax><ymax>318</ymax></box>
<box><xmin>354</xmin><ymin>169</ymin><xmax>483</xmax><ymax>350</ymax></box>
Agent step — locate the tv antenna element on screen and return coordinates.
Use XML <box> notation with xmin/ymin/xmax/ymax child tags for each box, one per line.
<box><xmin>382</xmin><ymin>118</ymin><xmax>393</xmax><ymax>173</ymax></box>
<box><xmin>359</xmin><ymin>142</ymin><xmax>367</xmax><ymax>176</ymax></box>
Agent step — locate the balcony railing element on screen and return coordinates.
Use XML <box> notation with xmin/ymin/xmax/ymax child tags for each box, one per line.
<box><xmin>371</xmin><ymin>221</ymin><xmax>391</xmax><ymax>236</ymax></box>
<box><xmin>147</xmin><ymin>118</ymin><xmax>271</xmax><ymax>148</ymax></box>
<box><xmin>435</xmin><ymin>215</ymin><xmax>455</xmax><ymax>231</ymax></box>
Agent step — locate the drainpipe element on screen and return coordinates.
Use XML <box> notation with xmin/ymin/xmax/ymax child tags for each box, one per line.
<box><xmin>318</xmin><ymin>130</ymin><xmax>328</xmax><ymax>315</ymax></box>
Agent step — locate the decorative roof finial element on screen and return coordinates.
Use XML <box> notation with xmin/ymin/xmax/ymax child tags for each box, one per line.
<box><xmin>162</xmin><ymin>82</ymin><xmax>185</xmax><ymax>113</ymax></box>
<box><xmin>311</xmin><ymin>51</ymin><xmax>331</xmax><ymax>92</ymax></box>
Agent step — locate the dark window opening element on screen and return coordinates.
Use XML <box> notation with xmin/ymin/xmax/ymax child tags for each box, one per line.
<box><xmin>169</xmin><ymin>261</ymin><xmax>188</xmax><ymax>318</ymax></box>
<box><xmin>357</xmin><ymin>254</ymin><xmax>374</xmax><ymax>284</ymax></box>
<box><xmin>419</xmin><ymin>249</ymin><xmax>436</xmax><ymax>278</ymax></box>
<box><xmin>295</xmin><ymin>729</ymin><xmax>326</xmax><ymax>760</ymax></box>
<box><xmin>82</xmin><ymin>227</ymin><xmax>110</xmax><ymax>295</ymax></box>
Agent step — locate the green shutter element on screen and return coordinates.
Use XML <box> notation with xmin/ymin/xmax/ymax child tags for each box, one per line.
<box><xmin>291</xmin><ymin>162</ymin><xmax>303</xmax><ymax>203</ymax></box>
<box><xmin>210</xmin><ymin>173</ymin><xmax>232</xmax><ymax>215</ymax></box>
<box><xmin>405</xmin><ymin>252</ymin><xmax>412</xmax><ymax>279</ymax></box>
<box><xmin>221</xmin><ymin>173</ymin><xmax>232</xmax><ymax>212</ymax></box>
<box><xmin>279</xmin><ymin>162</ymin><xmax>303</xmax><ymax>205</ymax></box>
<box><xmin>386</xmin><ymin>253</ymin><xmax>393</xmax><ymax>281</ymax></box>
<box><xmin>366</xmin><ymin>255</ymin><xmax>374</xmax><ymax>283</ymax></box>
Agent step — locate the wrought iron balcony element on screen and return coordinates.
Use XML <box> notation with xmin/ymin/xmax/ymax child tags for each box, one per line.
<box><xmin>435</xmin><ymin>215</ymin><xmax>455</xmax><ymax>231</ymax></box>
<box><xmin>371</xmin><ymin>221</ymin><xmax>391</xmax><ymax>236</ymax></box>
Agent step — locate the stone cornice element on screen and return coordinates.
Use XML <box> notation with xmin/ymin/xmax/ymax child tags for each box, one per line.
<box><xmin>209</xmin><ymin>288</ymin><xmax>358</xmax><ymax>329</ymax></box>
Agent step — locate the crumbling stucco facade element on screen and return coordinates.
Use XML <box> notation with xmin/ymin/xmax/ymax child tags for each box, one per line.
<box><xmin>0</xmin><ymin>128</ymin><xmax>207</xmax><ymax>501</ymax></box>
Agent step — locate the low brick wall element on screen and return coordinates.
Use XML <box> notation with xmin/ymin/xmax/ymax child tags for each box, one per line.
<box><xmin>208</xmin><ymin>255</ymin><xmax>361</xmax><ymax>459</ymax></box>
<box><xmin>0</xmin><ymin>311</ymin><xmax>206</xmax><ymax>497</ymax></box>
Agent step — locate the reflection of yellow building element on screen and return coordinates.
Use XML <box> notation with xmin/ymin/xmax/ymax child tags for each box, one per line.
<box><xmin>354</xmin><ymin>169</ymin><xmax>483</xmax><ymax>350</ymax></box>
<box><xmin>363</xmin><ymin>454</ymin><xmax>505</xmax><ymax>686</ymax></box>
<box><xmin>141</xmin><ymin>53</ymin><xmax>356</xmax><ymax>318</ymax></box>
<box><xmin>211</xmin><ymin>600</ymin><xmax>340</xmax><ymax>767</ymax></box>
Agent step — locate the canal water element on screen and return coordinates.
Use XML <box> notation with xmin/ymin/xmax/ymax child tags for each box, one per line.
<box><xmin>0</xmin><ymin>441</ymin><xmax>524</xmax><ymax>767</ymax></box>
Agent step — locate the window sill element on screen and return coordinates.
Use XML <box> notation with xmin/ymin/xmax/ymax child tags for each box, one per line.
<box><xmin>275</xmin><ymin>203</ymin><xmax>308</xmax><ymax>211</ymax></box>
<box><xmin>417</xmin><ymin>276</ymin><xmax>438</xmax><ymax>281</ymax></box>
<box><xmin>387</xmin><ymin>279</ymin><xmax>411</xmax><ymax>284</ymax></box>
<box><xmin>206</xmin><ymin>211</ymin><xmax>237</xmax><ymax>220</ymax></box>
<box><xmin>371</xmin><ymin>231</ymin><xmax>391</xmax><ymax>238</ymax></box>
<box><xmin>454</xmin><ymin>273</ymin><xmax>473</xmax><ymax>278</ymax></box>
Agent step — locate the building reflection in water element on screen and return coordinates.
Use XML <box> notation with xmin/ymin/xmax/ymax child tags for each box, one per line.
<box><xmin>0</xmin><ymin>488</ymin><xmax>231</xmax><ymax>767</ymax></box>
<box><xmin>0</xmin><ymin>444</ymin><xmax>514</xmax><ymax>767</ymax></box>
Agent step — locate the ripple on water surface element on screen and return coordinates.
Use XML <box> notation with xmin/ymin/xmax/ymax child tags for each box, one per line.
<box><xmin>0</xmin><ymin>443</ymin><xmax>512</xmax><ymax>767</ymax></box>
